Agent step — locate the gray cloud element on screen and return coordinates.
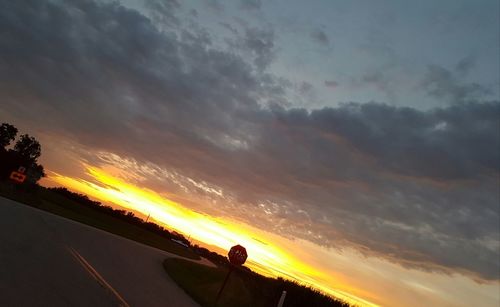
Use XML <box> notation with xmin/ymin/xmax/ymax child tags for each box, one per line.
<box><xmin>350</xmin><ymin>71</ymin><xmax>395</xmax><ymax>99</ymax></box>
<box><xmin>421</xmin><ymin>64</ymin><xmax>492</xmax><ymax>104</ymax></box>
<box><xmin>455</xmin><ymin>55</ymin><xmax>476</xmax><ymax>76</ymax></box>
<box><xmin>239</xmin><ymin>0</ymin><xmax>261</xmax><ymax>11</ymax></box>
<box><xmin>145</xmin><ymin>0</ymin><xmax>181</xmax><ymax>28</ymax></box>
<box><xmin>224</xmin><ymin>24</ymin><xmax>276</xmax><ymax>71</ymax></box>
<box><xmin>0</xmin><ymin>0</ymin><xmax>498</xmax><ymax>281</ymax></box>
<box><xmin>219</xmin><ymin>22</ymin><xmax>238</xmax><ymax>35</ymax></box>
<box><xmin>204</xmin><ymin>0</ymin><xmax>224</xmax><ymax>13</ymax></box>
<box><xmin>298</xmin><ymin>81</ymin><xmax>314</xmax><ymax>95</ymax></box>
<box><xmin>310</xmin><ymin>28</ymin><xmax>330</xmax><ymax>46</ymax></box>
<box><xmin>324</xmin><ymin>80</ymin><xmax>339</xmax><ymax>88</ymax></box>
<box><xmin>241</xmin><ymin>27</ymin><xmax>275</xmax><ymax>71</ymax></box>
<box><xmin>189</xmin><ymin>9</ymin><xmax>198</xmax><ymax>17</ymax></box>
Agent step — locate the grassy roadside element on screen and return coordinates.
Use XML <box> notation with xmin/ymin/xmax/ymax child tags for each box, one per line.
<box><xmin>163</xmin><ymin>258</ymin><xmax>350</xmax><ymax>307</ymax></box>
<box><xmin>163</xmin><ymin>258</ymin><xmax>258</xmax><ymax>307</ymax></box>
<box><xmin>0</xmin><ymin>182</ymin><xmax>200</xmax><ymax>260</ymax></box>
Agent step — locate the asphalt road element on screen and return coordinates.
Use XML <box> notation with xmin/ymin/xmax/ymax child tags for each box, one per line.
<box><xmin>0</xmin><ymin>196</ymin><xmax>200</xmax><ymax>307</ymax></box>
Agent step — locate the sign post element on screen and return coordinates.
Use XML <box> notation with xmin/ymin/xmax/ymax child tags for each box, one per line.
<box><xmin>214</xmin><ymin>244</ymin><xmax>248</xmax><ymax>306</ymax></box>
<box><xmin>277</xmin><ymin>290</ymin><xmax>287</xmax><ymax>307</ymax></box>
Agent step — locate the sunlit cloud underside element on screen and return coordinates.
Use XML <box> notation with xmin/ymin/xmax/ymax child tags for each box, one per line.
<box><xmin>47</xmin><ymin>166</ymin><xmax>377</xmax><ymax>307</ymax></box>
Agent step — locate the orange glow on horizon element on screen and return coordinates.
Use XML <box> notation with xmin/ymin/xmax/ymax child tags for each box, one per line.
<box><xmin>46</xmin><ymin>166</ymin><xmax>378</xmax><ymax>307</ymax></box>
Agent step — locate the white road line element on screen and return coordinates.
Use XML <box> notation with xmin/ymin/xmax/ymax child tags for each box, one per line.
<box><xmin>68</xmin><ymin>247</ymin><xmax>130</xmax><ymax>307</ymax></box>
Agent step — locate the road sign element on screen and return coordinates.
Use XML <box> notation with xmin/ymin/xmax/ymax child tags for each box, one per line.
<box><xmin>228</xmin><ymin>244</ymin><xmax>247</xmax><ymax>265</ymax></box>
<box><xmin>214</xmin><ymin>244</ymin><xmax>248</xmax><ymax>306</ymax></box>
<box><xmin>10</xmin><ymin>166</ymin><xmax>26</xmax><ymax>184</ymax></box>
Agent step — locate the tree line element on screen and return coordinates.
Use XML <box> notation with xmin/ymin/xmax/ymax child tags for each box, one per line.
<box><xmin>49</xmin><ymin>187</ymin><xmax>192</xmax><ymax>246</ymax></box>
<box><xmin>0</xmin><ymin>122</ymin><xmax>45</xmax><ymax>184</ymax></box>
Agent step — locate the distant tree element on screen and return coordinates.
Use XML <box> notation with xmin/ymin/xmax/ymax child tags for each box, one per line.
<box><xmin>14</xmin><ymin>134</ymin><xmax>41</xmax><ymax>163</ymax></box>
<box><xmin>0</xmin><ymin>123</ymin><xmax>18</xmax><ymax>148</ymax></box>
<box><xmin>0</xmin><ymin>125</ymin><xmax>45</xmax><ymax>185</ymax></box>
<box><xmin>26</xmin><ymin>163</ymin><xmax>46</xmax><ymax>184</ymax></box>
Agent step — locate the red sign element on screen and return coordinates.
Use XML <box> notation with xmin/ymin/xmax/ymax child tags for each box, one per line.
<box><xmin>10</xmin><ymin>166</ymin><xmax>26</xmax><ymax>184</ymax></box>
<box><xmin>228</xmin><ymin>245</ymin><xmax>247</xmax><ymax>265</ymax></box>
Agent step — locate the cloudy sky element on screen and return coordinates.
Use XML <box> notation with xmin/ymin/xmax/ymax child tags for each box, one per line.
<box><xmin>1</xmin><ymin>0</ymin><xmax>499</xmax><ymax>306</ymax></box>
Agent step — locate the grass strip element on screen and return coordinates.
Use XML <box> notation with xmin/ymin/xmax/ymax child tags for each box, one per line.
<box><xmin>163</xmin><ymin>258</ymin><xmax>255</xmax><ymax>307</ymax></box>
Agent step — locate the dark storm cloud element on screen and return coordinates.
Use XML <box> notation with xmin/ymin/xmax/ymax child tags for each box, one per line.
<box><xmin>305</xmin><ymin>102</ymin><xmax>500</xmax><ymax>180</ymax></box>
<box><xmin>0</xmin><ymin>0</ymin><xmax>498</xmax><ymax>281</ymax></box>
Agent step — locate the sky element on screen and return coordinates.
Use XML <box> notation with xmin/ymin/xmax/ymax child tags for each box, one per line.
<box><xmin>0</xmin><ymin>0</ymin><xmax>499</xmax><ymax>306</ymax></box>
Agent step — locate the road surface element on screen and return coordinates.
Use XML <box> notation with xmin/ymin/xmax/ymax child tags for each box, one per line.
<box><xmin>0</xmin><ymin>196</ymin><xmax>200</xmax><ymax>307</ymax></box>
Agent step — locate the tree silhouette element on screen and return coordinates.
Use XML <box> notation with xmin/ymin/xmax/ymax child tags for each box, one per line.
<box><xmin>0</xmin><ymin>123</ymin><xmax>18</xmax><ymax>148</ymax></box>
<box><xmin>26</xmin><ymin>163</ymin><xmax>46</xmax><ymax>184</ymax></box>
<box><xmin>14</xmin><ymin>134</ymin><xmax>41</xmax><ymax>163</ymax></box>
<box><xmin>0</xmin><ymin>124</ymin><xmax>45</xmax><ymax>184</ymax></box>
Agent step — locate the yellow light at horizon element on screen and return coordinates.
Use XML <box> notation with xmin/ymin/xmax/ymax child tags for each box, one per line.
<box><xmin>47</xmin><ymin>166</ymin><xmax>378</xmax><ymax>307</ymax></box>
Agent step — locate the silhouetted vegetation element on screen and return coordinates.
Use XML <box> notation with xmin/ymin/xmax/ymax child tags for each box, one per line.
<box><xmin>48</xmin><ymin>187</ymin><xmax>191</xmax><ymax>246</ymax></box>
<box><xmin>191</xmin><ymin>244</ymin><xmax>232</xmax><ymax>266</ymax></box>
<box><xmin>0</xmin><ymin>123</ymin><xmax>45</xmax><ymax>184</ymax></box>
<box><xmin>0</xmin><ymin>123</ymin><xmax>17</xmax><ymax>147</ymax></box>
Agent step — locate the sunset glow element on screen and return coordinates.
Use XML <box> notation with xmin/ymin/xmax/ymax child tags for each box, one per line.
<box><xmin>47</xmin><ymin>166</ymin><xmax>376</xmax><ymax>306</ymax></box>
